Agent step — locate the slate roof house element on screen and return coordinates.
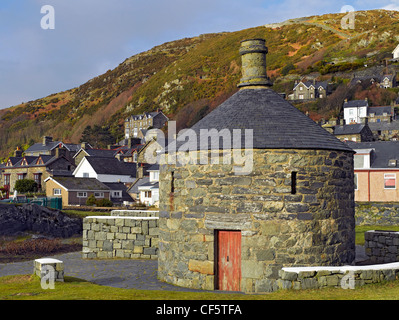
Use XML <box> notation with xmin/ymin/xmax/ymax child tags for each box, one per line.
<box><xmin>73</xmin><ymin>156</ymin><xmax>137</xmax><ymax>184</ymax></box>
<box><xmin>25</xmin><ymin>136</ymin><xmax>86</xmax><ymax>162</ymax></box>
<box><xmin>289</xmin><ymin>79</ymin><xmax>329</xmax><ymax>100</ymax></box>
<box><xmin>346</xmin><ymin>141</ymin><xmax>399</xmax><ymax>202</ymax></box>
<box><xmin>44</xmin><ymin>176</ymin><xmax>111</xmax><ymax>207</ymax></box>
<box><xmin>334</xmin><ymin>123</ymin><xmax>374</xmax><ymax>142</ymax></box>
<box><xmin>124</xmin><ymin>110</ymin><xmax>168</xmax><ymax>139</ymax></box>
<box><xmin>0</xmin><ymin>148</ymin><xmax>76</xmax><ymax>193</ymax></box>
<box><xmin>343</xmin><ymin>99</ymin><xmax>369</xmax><ymax>124</ymax></box>
<box><xmin>158</xmin><ymin>39</ymin><xmax>356</xmax><ymax>293</ymax></box>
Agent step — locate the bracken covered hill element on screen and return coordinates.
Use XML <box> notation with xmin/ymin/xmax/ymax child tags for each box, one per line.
<box><xmin>1</xmin><ymin>9</ymin><xmax>399</xmax><ymax>157</ymax></box>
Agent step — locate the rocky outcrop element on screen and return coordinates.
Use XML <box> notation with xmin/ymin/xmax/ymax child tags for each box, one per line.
<box><xmin>0</xmin><ymin>203</ymin><xmax>82</xmax><ymax>238</ymax></box>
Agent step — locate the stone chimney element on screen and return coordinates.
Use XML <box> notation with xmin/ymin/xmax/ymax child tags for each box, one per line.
<box><xmin>237</xmin><ymin>39</ymin><xmax>272</xmax><ymax>89</ymax></box>
<box><xmin>14</xmin><ymin>146</ymin><xmax>23</xmax><ymax>157</ymax></box>
<box><xmin>55</xmin><ymin>147</ymin><xmax>66</xmax><ymax>158</ymax></box>
<box><xmin>360</xmin><ymin>117</ymin><xmax>369</xmax><ymax>125</ymax></box>
<box><xmin>81</xmin><ymin>142</ymin><xmax>89</xmax><ymax>150</ymax></box>
<box><xmin>43</xmin><ymin>136</ymin><xmax>53</xmax><ymax>146</ymax></box>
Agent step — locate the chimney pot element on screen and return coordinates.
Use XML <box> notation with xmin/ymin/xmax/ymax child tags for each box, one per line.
<box><xmin>238</xmin><ymin>39</ymin><xmax>272</xmax><ymax>89</ymax></box>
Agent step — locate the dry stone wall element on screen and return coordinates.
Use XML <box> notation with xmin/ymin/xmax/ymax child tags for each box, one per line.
<box><xmin>365</xmin><ymin>230</ymin><xmax>399</xmax><ymax>263</ymax></box>
<box><xmin>82</xmin><ymin>216</ymin><xmax>159</xmax><ymax>259</ymax></box>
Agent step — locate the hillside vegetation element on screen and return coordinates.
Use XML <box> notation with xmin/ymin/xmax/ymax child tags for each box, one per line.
<box><xmin>1</xmin><ymin>9</ymin><xmax>399</xmax><ymax>157</ymax></box>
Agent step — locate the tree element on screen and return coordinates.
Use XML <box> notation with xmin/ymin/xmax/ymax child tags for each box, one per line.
<box><xmin>14</xmin><ymin>179</ymin><xmax>38</xmax><ymax>193</ymax></box>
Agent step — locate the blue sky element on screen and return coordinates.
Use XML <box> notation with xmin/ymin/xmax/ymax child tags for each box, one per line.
<box><xmin>0</xmin><ymin>0</ymin><xmax>397</xmax><ymax>109</ymax></box>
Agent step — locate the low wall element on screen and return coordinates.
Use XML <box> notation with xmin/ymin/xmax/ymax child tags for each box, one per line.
<box><xmin>279</xmin><ymin>263</ymin><xmax>399</xmax><ymax>290</ymax></box>
<box><xmin>365</xmin><ymin>230</ymin><xmax>399</xmax><ymax>263</ymax></box>
<box><xmin>356</xmin><ymin>202</ymin><xmax>399</xmax><ymax>226</ymax></box>
<box><xmin>82</xmin><ymin>216</ymin><xmax>159</xmax><ymax>259</ymax></box>
<box><xmin>110</xmin><ymin>210</ymin><xmax>159</xmax><ymax>217</ymax></box>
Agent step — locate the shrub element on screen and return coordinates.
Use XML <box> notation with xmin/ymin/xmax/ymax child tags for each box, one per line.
<box><xmin>95</xmin><ymin>198</ymin><xmax>113</xmax><ymax>207</ymax></box>
<box><xmin>14</xmin><ymin>179</ymin><xmax>37</xmax><ymax>193</ymax></box>
<box><xmin>86</xmin><ymin>195</ymin><xmax>97</xmax><ymax>206</ymax></box>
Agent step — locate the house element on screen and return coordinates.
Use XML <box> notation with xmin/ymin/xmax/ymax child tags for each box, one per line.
<box><xmin>44</xmin><ymin>176</ymin><xmax>110</xmax><ymax>207</ymax></box>
<box><xmin>73</xmin><ymin>148</ymin><xmax>117</xmax><ymax>166</ymax></box>
<box><xmin>343</xmin><ymin>99</ymin><xmax>369</xmax><ymax>124</ymax></box>
<box><xmin>124</xmin><ymin>110</ymin><xmax>168</xmax><ymax>139</ymax></box>
<box><xmin>380</xmin><ymin>74</ymin><xmax>396</xmax><ymax>89</ymax></box>
<box><xmin>368</xmin><ymin>120</ymin><xmax>399</xmax><ymax>141</ymax></box>
<box><xmin>25</xmin><ymin>136</ymin><xmax>87</xmax><ymax>161</ymax></box>
<box><xmin>103</xmin><ymin>182</ymin><xmax>134</xmax><ymax>205</ymax></box>
<box><xmin>73</xmin><ymin>156</ymin><xmax>137</xmax><ymax>184</ymax></box>
<box><xmin>127</xmin><ymin>164</ymin><xmax>159</xmax><ymax>207</ymax></box>
<box><xmin>334</xmin><ymin>123</ymin><xmax>374</xmax><ymax>142</ymax></box>
<box><xmin>290</xmin><ymin>79</ymin><xmax>329</xmax><ymax>100</ymax></box>
<box><xmin>0</xmin><ymin>147</ymin><xmax>76</xmax><ymax>193</ymax></box>
<box><xmin>346</xmin><ymin>141</ymin><xmax>399</xmax><ymax>202</ymax></box>
<box><xmin>393</xmin><ymin>44</ymin><xmax>399</xmax><ymax>60</ymax></box>
<box><xmin>367</xmin><ymin>106</ymin><xmax>395</xmax><ymax>123</ymax></box>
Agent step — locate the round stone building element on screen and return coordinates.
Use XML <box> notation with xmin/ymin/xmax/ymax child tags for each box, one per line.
<box><xmin>157</xmin><ymin>39</ymin><xmax>355</xmax><ymax>293</ymax></box>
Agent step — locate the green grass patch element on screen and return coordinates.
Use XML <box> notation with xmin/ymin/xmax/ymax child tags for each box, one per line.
<box><xmin>1</xmin><ymin>274</ymin><xmax>399</xmax><ymax>300</ymax></box>
<box><xmin>356</xmin><ymin>225</ymin><xmax>399</xmax><ymax>246</ymax></box>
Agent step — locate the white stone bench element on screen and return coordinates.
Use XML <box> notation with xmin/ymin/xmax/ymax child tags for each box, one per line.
<box><xmin>34</xmin><ymin>258</ymin><xmax>64</xmax><ymax>282</ymax></box>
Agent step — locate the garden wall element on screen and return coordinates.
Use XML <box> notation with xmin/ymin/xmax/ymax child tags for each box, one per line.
<box><xmin>278</xmin><ymin>263</ymin><xmax>399</xmax><ymax>290</ymax></box>
<box><xmin>82</xmin><ymin>216</ymin><xmax>159</xmax><ymax>259</ymax></box>
<box><xmin>365</xmin><ymin>230</ymin><xmax>399</xmax><ymax>263</ymax></box>
<box><xmin>356</xmin><ymin>202</ymin><xmax>399</xmax><ymax>226</ymax></box>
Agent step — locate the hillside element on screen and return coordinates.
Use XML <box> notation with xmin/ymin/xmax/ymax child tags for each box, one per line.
<box><xmin>1</xmin><ymin>9</ymin><xmax>399</xmax><ymax>157</ymax></box>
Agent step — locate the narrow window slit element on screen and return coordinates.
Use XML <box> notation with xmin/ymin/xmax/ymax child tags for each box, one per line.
<box><xmin>291</xmin><ymin>171</ymin><xmax>297</xmax><ymax>194</ymax></box>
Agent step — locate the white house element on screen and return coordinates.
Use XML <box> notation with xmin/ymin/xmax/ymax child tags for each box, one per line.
<box><xmin>393</xmin><ymin>44</ymin><xmax>399</xmax><ymax>60</ymax></box>
<box><xmin>137</xmin><ymin>164</ymin><xmax>159</xmax><ymax>206</ymax></box>
<box><xmin>343</xmin><ymin>99</ymin><xmax>369</xmax><ymax>124</ymax></box>
<box><xmin>73</xmin><ymin>156</ymin><xmax>137</xmax><ymax>184</ymax></box>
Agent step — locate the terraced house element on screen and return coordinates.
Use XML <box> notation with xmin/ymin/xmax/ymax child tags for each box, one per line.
<box><xmin>0</xmin><ymin>147</ymin><xmax>76</xmax><ymax>193</ymax></box>
<box><xmin>124</xmin><ymin>110</ymin><xmax>168</xmax><ymax>139</ymax></box>
<box><xmin>289</xmin><ymin>79</ymin><xmax>329</xmax><ymax>100</ymax></box>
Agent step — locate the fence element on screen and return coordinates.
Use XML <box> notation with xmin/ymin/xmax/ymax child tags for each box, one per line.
<box><xmin>2</xmin><ymin>196</ymin><xmax>62</xmax><ymax>210</ymax></box>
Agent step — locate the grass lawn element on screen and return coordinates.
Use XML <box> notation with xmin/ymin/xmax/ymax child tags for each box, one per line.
<box><xmin>355</xmin><ymin>225</ymin><xmax>399</xmax><ymax>245</ymax></box>
<box><xmin>1</xmin><ymin>274</ymin><xmax>399</xmax><ymax>300</ymax></box>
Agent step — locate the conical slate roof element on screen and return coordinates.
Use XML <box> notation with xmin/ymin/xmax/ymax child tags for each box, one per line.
<box><xmin>168</xmin><ymin>88</ymin><xmax>353</xmax><ymax>153</ymax></box>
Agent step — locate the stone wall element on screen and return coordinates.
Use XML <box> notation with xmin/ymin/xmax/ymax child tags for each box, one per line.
<box><xmin>110</xmin><ymin>210</ymin><xmax>159</xmax><ymax>217</ymax></box>
<box><xmin>356</xmin><ymin>202</ymin><xmax>399</xmax><ymax>226</ymax></box>
<box><xmin>278</xmin><ymin>264</ymin><xmax>399</xmax><ymax>290</ymax></box>
<box><xmin>82</xmin><ymin>216</ymin><xmax>159</xmax><ymax>259</ymax></box>
<box><xmin>0</xmin><ymin>203</ymin><xmax>82</xmax><ymax>237</ymax></box>
<box><xmin>158</xmin><ymin>149</ymin><xmax>355</xmax><ymax>293</ymax></box>
<box><xmin>365</xmin><ymin>230</ymin><xmax>399</xmax><ymax>263</ymax></box>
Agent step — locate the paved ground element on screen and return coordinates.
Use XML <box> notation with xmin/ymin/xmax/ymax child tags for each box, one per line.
<box><xmin>0</xmin><ymin>246</ymin><xmax>369</xmax><ymax>291</ymax></box>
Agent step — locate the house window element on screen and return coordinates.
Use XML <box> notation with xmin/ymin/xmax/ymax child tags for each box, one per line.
<box><xmin>144</xmin><ymin>191</ymin><xmax>152</xmax><ymax>198</ymax></box>
<box><xmin>17</xmin><ymin>173</ymin><xmax>26</xmax><ymax>180</ymax></box>
<box><xmin>299</xmin><ymin>86</ymin><xmax>303</xmax><ymax>91</ymax></box>
<box><xmin>3</xmin><ymin>174</ymin><xmax>10</xmax><ymax>186</ymax></box>
<box><xmin>112</xmin><ymin>191</ymin><xmax>121</xmax><ymax>198</ymax></box>
<box><xmin>388</xmin><ymin>160</ymin><xmax>397</xmax><ymax>167</ymax></box>
<box><xmin>94</xmin><ymin>192</ymin><xmax>104</xmax><ymax>198</ymax></box>
<box><xmin>83</xmin><ymin>172</ymin><xmax>89</xmax><ymax>178</ymax></box>
<box><xmin>354</xmin><ymin>173</ymin><xmax>358</xmax><ymax>190</ymax></box>
<box><xmin>319</xmin><ymin>94</ymin><xmax>323</xmax><ymax>98</ymax></box>
<box><xmin>53</xmin><ymin>188</ymin><xmax>61</xmax><ymax>196</ymax></box>
<box><xmin>384</xmin><ymin>174</ymin><xmax>396</xmax><ymax>189</ymax></box>
<box><xmin>34</xmin><ymin>173</ymin><xmax>42</xmax><ymax>189</ymax></box>
<box><xmin>349</xmin><ymin>109</ymin><xmax>354</xmax><ymax>115</ymax></box>
<box><xmin>77</xmin><ymin>192</ymin><xmax>87</xmax><ymax>198</ymax></box>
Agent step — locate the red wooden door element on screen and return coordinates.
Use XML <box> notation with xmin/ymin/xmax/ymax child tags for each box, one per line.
<box><xmin>217</xmin><ymin>230</ymin><xmax>241</xmax><ymax>291</ymax></box>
